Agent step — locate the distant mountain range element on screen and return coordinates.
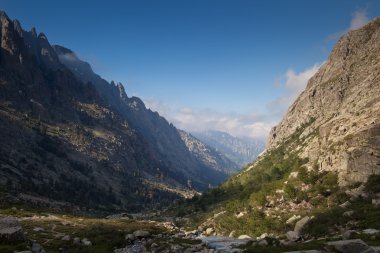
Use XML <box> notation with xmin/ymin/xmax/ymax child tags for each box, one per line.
<box><xmin>0</xmin><ymin>10</ymin><xmax>235</xmax><ymax>211</ymax></box>
<box><xmin>192</xmin><ymin>130</ymin><xmax>266</xmax><ymax>167</ymax></box>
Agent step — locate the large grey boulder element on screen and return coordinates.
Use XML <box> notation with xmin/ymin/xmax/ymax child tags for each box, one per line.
<box><xmin>0</xmin><ymin>216</ymin><xmax>25</xmax><ymax>242</ymax></box>
<box><xmin>294</xmin><ymin>216</ymin><xmax>310</xmax><ymax>234</ymax></box>
<box><xmin>31</xmin><ymin>242</ymin><xmax>46</xmax><ymax>253</ymax></box>
<box><xmin>325</xmin><ymin>239</ymin><xmax>369</xmax><ymax>253</ymax></box>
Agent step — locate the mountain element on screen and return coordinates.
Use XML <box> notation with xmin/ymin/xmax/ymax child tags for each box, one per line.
<box><xmin>192</xmin><ymin>130</ymin><xmax>265</xmax><ymax>167</ymax></box>
<box><xmin>0</xmin><ymin>11</ymin><xmax>229</xmax><ymax>211</ymax></box>
<box><xmin>177</xmin><ymin>17</ymin><xmax>380</xmax><ymax>240</ymax></box>
<box><xmin>178</xmin><ymin>130</ymin><xmax>239</xmax><ymax>175</ymax></box>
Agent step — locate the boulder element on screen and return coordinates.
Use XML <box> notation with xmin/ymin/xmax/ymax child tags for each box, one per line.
<box><xmin>133</xmin><ymin>230</ymin><xmax>150</xmax><ymax>238</ymax></box>
<box><xmin>285</xmin><ymin>231</ymin><xmax>300</xmax><ymax>241</ymax></box>
<box><xmin>325</xmin><ymin>239</ymin><xmax>369</xmax><ymax>253</ymax></box>
<box><xmin>363</xmin><ymin>229</ymin><xmax>379</xmax><ymax>235</ymax></box>
<box><xmin>125</xmin><ymin>233</ymin><xmax>135</xmax><ymax>240</ymax></box>
<box><xmin>258</xmin><ymin>239</ymin><xmax>268</xmax><ymax>246</ymax></box>
<box><xmin>0</xmin><ymin>216</ymin><xmax>25</xmax><ymax>242</ymax></box>
<box><xmin>31</xmin><ymin>242</ymin><xmax>46</xmax><ymax>253</ymax></box>
<box><xmin>229</xmin><ymin>230</ymin><xmax>236</xmax><ymax>237</ymax></box>
<box><xmin>238</xmin><ymin>234</ymin><xmax>253</xmax><ymax>240</ymax></box>
<box><xmin>286</xmin><ymin>215</ymin><xmax>301</xmax><ymax>224</ymax></box>
<box><xmin>61</xmin><ymin>235</ymin><xmax>70</xmax><ymax>241</ymax></box>
<box><xmin>205</xmin><ymin>227</ymin><xmax>214</xmax><ymax>236</ymax></box>
<box><xmin>343</xmin><ymin>211</ymin><xmax>355</xmax><ymax>217</ymax></box>
<box><xmin>81</xmin><ymin>238</ymin><xmax>92</xmax><ymax>246</ymax></box>
<box><xmin>294</xmin><ymin>216</ymin><xmax>310</xmax><ymax>234</ymax></box>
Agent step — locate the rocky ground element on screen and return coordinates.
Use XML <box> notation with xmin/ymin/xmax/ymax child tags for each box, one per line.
<box><xmin>1</xmin><ymin>204</ymin><xmax>380</xmax><ymax>253</ymax></box>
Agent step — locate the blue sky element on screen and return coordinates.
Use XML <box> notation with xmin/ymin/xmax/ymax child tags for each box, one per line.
<box><xmin>2</xmin><ymin>0</ymin><xmax>380</xmax><ymax>139</ymax></box>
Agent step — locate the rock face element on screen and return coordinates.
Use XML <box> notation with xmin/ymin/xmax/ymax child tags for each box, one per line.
<box><xmin>267</xmin><ymin>18</ymin><xmax>380</xmax><ymax>185</ymax></box>
<box><xmin>0</xmin><ymin>10</ymin><xmax>229</xmax><ymax>211</ymax></box>
<box><xmin>193</xmin><ymin>130</ymin><xmax>265</xmax><ymax>167</ymax></box>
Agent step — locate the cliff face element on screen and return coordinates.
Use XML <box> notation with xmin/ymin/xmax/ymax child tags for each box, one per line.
<box><xmin>0</xmin><ymin>11</ymin><xmax>228</xmax><ymax>211</ymax></box>
<box><xmin>268</xmin><ymin>18</ymin><xmax>380</xmax><ymax>184</ymax></box>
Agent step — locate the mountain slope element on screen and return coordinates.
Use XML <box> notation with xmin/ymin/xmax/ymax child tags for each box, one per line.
<box><xmin>193</xmin><ymin>130</ymin><xmax>265</xmax><ymax>167</ymax></box>
<box><xmin>178</xmin><ymin>17</ymin><xmax>380</xmax><ymax>239</ymax></box>
<box><xmin>0</xmin><ymin>11</ymin><xmax>228</xmax><ymax>211</ymax></box>
<box><xmin>178</xmin><ymin>130</ymin><xmax>239</xmax><ymax>175</ymax></box>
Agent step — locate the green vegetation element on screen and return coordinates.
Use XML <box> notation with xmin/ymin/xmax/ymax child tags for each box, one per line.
<box><xmin>0</xmin><ymin>207</ymin><xmax>163</xmax><ymax>253</ymax></box>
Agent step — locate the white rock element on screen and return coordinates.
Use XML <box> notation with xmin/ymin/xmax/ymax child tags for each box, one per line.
<box><xmin>237</xmin><ymin>235</ymin><xmax>252</xmax><ymax>240</ymax></box>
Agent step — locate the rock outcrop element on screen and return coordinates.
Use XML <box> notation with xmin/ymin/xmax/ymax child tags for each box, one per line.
<box><xmin>268</xmin><ymin>17</ymin><xmax>380</xmax><ymax>185</ymax></box>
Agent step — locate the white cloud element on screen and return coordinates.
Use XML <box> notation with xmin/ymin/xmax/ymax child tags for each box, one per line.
<box><xmin>267</xmin><ymin>63</ymin><xmax>323</xmax><ymax>116</ymax></box>
<box><xmin>349</xmin><ymin>9</ymin><xmax>369</xmax><ymax>31</ymax></box>
<box><xmin>325</xmin><ymin>9</ymin><xmax>369</xmax><ymax>43</ymax></box>
<box><xmin>144</xmin><ymin>98</ymin><xmax>275</xmax><ymax>140</ymax></box>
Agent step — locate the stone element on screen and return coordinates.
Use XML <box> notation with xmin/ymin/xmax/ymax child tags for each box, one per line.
<box><xmin>133</xmin><ymin>230</ymin><xmax>150</xmax><ymax>238</ymax></box>
<box><xmin>372</xmin><ymin>199</ymin><xmax>380</xmax><ymax>206</ymax></box>
<box><xmin>205</xmin><ymin>227</ymin><xmax>214</xmax><ymax>236</ymax></box>
<box><xmin>33</xmin><ymin>227</ymin><xmax>44</xmax><ymax>232</ymax></box>
<box><xmin>0</xmin><ymin>216</ymin><xmax>24</xmax><ymax>242</ymax></box>
<box><xmin>286</xmin><ymin>215</ymin><xmax>301</xmax><ymax>224</ymax></box>
<box><xmin>238</xmin><ymin>235</ymin><xmax>252</xmax><ymax>240</ymax></box>
<box><xmin>73</xmin><ymin>237</ymin><xmax>80</xmax><ymax>244</ymax></box>
<box><xmin>257</xmin><ymin>239</ymin><xmax>268</xmax><ymax>246</ymax></box>
<box><xmin>363</xmin><ymin>229</ymin><xmax>379</xmax><ymax>235</ymax></box>
<box><xmin>61</xmin><ymin>235</ymin><xmax>70</xmax><ymax>241</ymax></box>
<box><xmin>81</xmin><ymin>238</ymin><xmax>92</xmax><ymax>246</ymax></box>
<box><xmin>340</xmin><ymin>201</ymin><xmax>351</xmax><ymax>208</ymax></box>
<box><xmin>229</xmin><ymin>230</ymin><xmax>236</xmax><ymax>237</ymax></box>
<box><xmin>343</xmin><ymin>210</ymin><xmax>355</xmax><ymax>217</ymax></box>
<box><xmin>342</xmin><ymin>230</ymin><xmax>357</xmax><ymax>240</ymax></box>
<box><xmin>258</xmin><ymin>233</ymin><xmax>268</xmax><ymax>240</ymax></box>
<box><xmin>325</xmin><ymin>239</ymin><xmax>369</xmax><ymax>253</ymax></box>
<box><xmin>125</xmin><ymin>233</ymin><xmax>136</xmax><ymax>240</ymax></box>
<box><xmin>31</xmin><ymin>242</ymin><xmax>46</xmax><ymax>253</ymax></box>
<box><xmin>294</xmin><ymin>216</ymin><xmax>310</xmax><ymax>234</ymax></box>
<box><xmin>285</xmin><ymin>231</ymin><xmax>300</xmax><ymax>241</ymax></box>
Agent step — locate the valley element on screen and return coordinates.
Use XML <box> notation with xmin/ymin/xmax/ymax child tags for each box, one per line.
<box><xmin>0</xmin><ymin>3</ymin><xmax>380</xmax><ymax>253</ymax></box>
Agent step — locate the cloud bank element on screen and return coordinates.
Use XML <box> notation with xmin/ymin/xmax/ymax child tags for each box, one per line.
<box><xmin>145</xmin><ymin>99</ymin><xmax>275</xmax><ymax>140</ymax></box>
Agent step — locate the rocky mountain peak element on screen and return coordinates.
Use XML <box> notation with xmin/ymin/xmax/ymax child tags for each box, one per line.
<box><xmin>267</xmin><ymin>17</ymin><xmax>380</xmax><ymax>185</ymax></box>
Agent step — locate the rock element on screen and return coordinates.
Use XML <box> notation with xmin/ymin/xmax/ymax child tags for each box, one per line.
<box><xmin>285</xmin><ymin>231</ymin><xmax>300</xmax><ymax>241</ymax></box>
<box><xmin>81</xmin><ymin>238</ymin><xmax>92</xmax><ymax>246</ymax></box>
<box><xmin>325</xmin><ymin>239</ymin><xmax>369</xmax><ymax>253</ymax></box>
<box><xmin>61</xmin><ymin>235</ymin><xmax>70</xmax><ymax>241</ymax></box>
<box><xmin>294</xmin><ymin>216</ymin><xmax>310</xmax><ymax>234</ymax></box>
<box><xmin>340</xmin><ymin>201</ymin><xmax>351</xmax><ymax>208</ymax></box>
<box><xmin>31</xmin><ymin>242</ymin><xmax>46</xmax><ymax>253</ymax></box>
<box><xmin>0</xmin><ymin>216</ymin><xmax>25</xmax><ymax>242</ymax></box>
<box><xmin>205</xmin><ymin>227</ymin><xmax>214</xmax><ymax>236</ymax></box>
<box><xmin>33</xmin><ymin>227</ymin><xmax>44</xmax><ymax>232</ymax></box>
<box><xmin>125</xmin><ymin>233</ymin><xmax>136</xmax><ymax>240</ymax></box>
<box><xmin>343</xmin><ymin>210</ymin><xmax>355</xmax><ymax>217</ymax></box>
<box><xmin>361</xmin><ymin>248</ymin><xmax>377</xmax><ymax>253</ymax></box>
<box><xmin>133</xmin><ymin>230</ymin><xmax>150</xmax><ymax>238</ymax></box>
<box><xmin>237</xmin><ymin>235</ymin><xmax>252</xmax><ymax>240</ymax></box>
<box><xmin>235</xmin><ymin>211</ymin><xmax>246</xmax><ymax>218</ymax></box>
<box><xmin>363</xmin><ymin>229</ymin><xmax>379</xmax><ymax>235</ymax></box>
<box><xmin>258</xmin><ymin>233</ymin><xmax>268</xmax><ymax>240</ymax></box>
<box><xmin>151</xmin><ymin>242</ymin><xmax>158</xmax><ymax>248</ymax></box>
<box><xmin>342</xmin><ymin>230</ymin><xmax>357</xmax><ymax>240</ymax></box>
<box><xmin>258</xmin><ymin>239</ymin><xmax>268</xmax><ymax>246</ymax></box>
<box><xmin>286</xmin><ymin>215</ymin><xmax>301</xmax><ymax>224</ymax></box>
<box><xmin>73</xmin><ymin>237</ymin><xmax>81</xmax><ymax>244</ymax></box>
<box><xmin>372</xmin><ymin>199</ymin><xmax>380</xmax><ymax>206</ymax></box>
<box><xmin>229</xmin><ymin>230</ymin><xmax>236</xmax><ymax>237</ymax></box>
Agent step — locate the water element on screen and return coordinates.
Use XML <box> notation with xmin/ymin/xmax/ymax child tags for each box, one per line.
<box><xmin>199</xmin><ymin>236</ymin><xmax>249</xmax><ymax>252</ymax></box>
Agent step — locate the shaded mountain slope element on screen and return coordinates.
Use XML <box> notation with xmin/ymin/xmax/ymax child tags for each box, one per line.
<box><xmin>0</xmin><ymin>11</ymin><xmax>228</xmax><ymax>211</ymax></box>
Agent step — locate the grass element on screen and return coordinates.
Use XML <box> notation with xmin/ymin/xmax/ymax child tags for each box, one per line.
<box><xmin>0</xmin><ymin>207</ymin><xmax>164</xmax><ymax>253</ymax></box>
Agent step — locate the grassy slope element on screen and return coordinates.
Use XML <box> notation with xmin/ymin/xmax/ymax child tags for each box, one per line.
<box><xmin>172</xmin><ymin>118</ymin><xmax>380</xmax><ymax>239</ymax></box>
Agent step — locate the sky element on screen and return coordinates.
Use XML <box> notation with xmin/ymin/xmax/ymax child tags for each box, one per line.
<box><xmin>1</xmin><ymin>0</ymin><xmax>380</xmax><ymax>140</ymax></box>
